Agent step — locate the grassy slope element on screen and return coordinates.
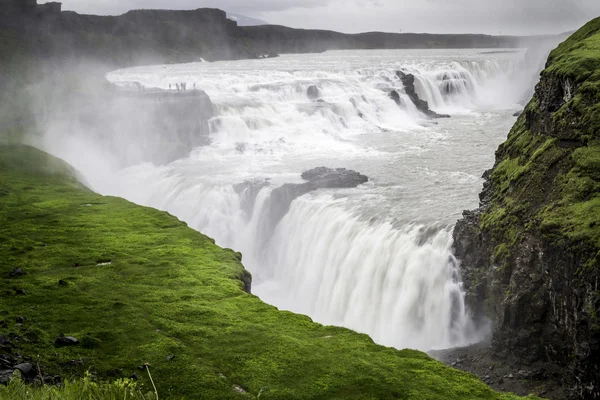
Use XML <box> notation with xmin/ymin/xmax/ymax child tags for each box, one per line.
<box><xmin>0</xmin><ymin>144</ymin><xmax>531</xmax><ymax>400</ymax></box>
<box><xmin>480</xmin><ymin>17</ymin><xmax>600</xmax><ymax>263</ymax></box>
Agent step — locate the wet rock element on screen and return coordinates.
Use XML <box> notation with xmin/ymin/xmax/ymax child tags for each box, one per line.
<box><xmin>235</xmin><ymin>142</ymin><xmax>246</xmax><ymax>154</ymax></box>
<box><xmin>258</xmin><ymin>167</ymin><xmax>368</xmax><ymax>238</ymax></box>
<box><xmin>240</xmin><ymin>269</ymin><xmax>252</xmax><ymax>294</ymax></box>
<box><xmin>390</xmin><ymin>90</ymin><xmax>402</xmax><ymax>105</ymax></box>
<box><xmin>54</xmin><ymin>335</ymin><xmax>79</xmax><ymax>347</ymax></box>
<box><xmin>301</xmin><ymin>167</ymin><xmax>369</xmax><ymax>188</ymax></box>
<box><xmin>307</xmin><ymin>85</ymin><xmax>320</xmax><ymax>101</ymax></box>
<box><xmin>396</xmin><ymin>71</ymin><xmax>450</xmax><ymax>119</ymax></box>
<box><xmin>234</xmin><ymin>179</ymin><xmax>271</xmax><ymax>217</ymax></box>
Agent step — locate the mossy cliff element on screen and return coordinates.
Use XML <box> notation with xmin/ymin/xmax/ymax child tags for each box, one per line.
<box><xmin>453</xmin><ymin>17</ymin><xmax>600</xmax><ymax>399</ymax></box>
<box><xmin>0</xmin><ymin>144</ymin><xmax>531</xmax><ymax>399</ymax></box>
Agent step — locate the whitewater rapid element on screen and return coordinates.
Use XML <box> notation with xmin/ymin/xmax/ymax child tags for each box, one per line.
<box><xmin>42</xmin><ymin>49</ymin><xmax>540</xmax><ymax>351</ymax></box>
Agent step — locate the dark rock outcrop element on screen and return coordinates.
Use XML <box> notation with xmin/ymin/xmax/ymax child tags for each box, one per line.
<box><xmin>64</xmin><ymin>85</ymin><xmax>215</xmax><ymax>167</ymax></box>
<box><xmin>301</xmin><ymin>167</ymin><xmax>368</xmax><ymax>188</ymax></box>
<box><xmin>452</xmin><ymin>19</ymin><xmax>600</xmax><ymax>400</ymax></box>
<box><xmin>307</xmin><ymin>85</ymin><xmax>321</xmax><ymax>101</ymax></box>
<box><xmin>389</xmin><ymin>90</ymin><xmax>402</xmax><ymax>106</ymax></box>
<box><xmin>14</xmin><ymin>363</ymin><xmax>35</xmax><ymax>377</ymax></box>
<box><xmin>396</xmin><ymin>71</ymin><xmax>450</xmax><ymax>119</ymax></box>
<box><xmin>234</xmin><ymin>179</ymin><xmax>271</xmax><ymax>217</ymax></box>
<box><xmin>259</xmin><ymin>167</ymin><xmax>368</xmax><ymax>236</ymax></box>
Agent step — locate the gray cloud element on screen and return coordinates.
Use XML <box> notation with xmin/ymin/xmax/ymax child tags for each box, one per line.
<box><xmin>60</xmin><ymin>0</ymin><xmax>600</xmax><ymax>35</ymax></box>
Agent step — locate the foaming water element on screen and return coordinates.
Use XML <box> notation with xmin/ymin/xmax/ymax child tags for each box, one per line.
<box><xmin>257</xmin><ymin>199</ymin><xmax>471</xmax><ymax>350</ymax></box>
<box><xmin>43</xmin><ymin>49</ymin><xmax>541</xmax><ymax>351</ymax></box>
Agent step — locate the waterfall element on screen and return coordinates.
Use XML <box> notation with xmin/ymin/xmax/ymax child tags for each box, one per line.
<box><xmin>41</xmin><ymin>49</ymin><xmax>536</xmax><ymax>352</ymax></box>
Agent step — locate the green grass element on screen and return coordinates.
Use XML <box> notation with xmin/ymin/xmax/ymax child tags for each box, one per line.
<box><xmin>0</xmin><ymin>374</ymin><xmax>153</xmax><ymax>400</ymax></box>
<box><xmin>0</xmin><ymin>144</ymin><xmax>533</xmax><ymax>400</ymax></box>
<box><xmin>545</xmin><ymin>17</ymin><xmax>600</xmax><ymax>83</ymax></box>
<box><xmin>478</xmin><ymin>17</ymin><xmax>600</xmax><ymax>255</ymax></box>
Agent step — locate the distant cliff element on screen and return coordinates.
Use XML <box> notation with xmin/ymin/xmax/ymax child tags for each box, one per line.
<box><xmin>239</xmin><ymin>25</ymin><xmax>546</xmax><ymax>54</ymax></box>
<box><xmin>0</xmin><ymin>7</ymin><xmax>561</xmax><ymax>68</ymax></box>
<box><xmin>453</xmin><ymin>17</ymin><xmax>600</xmax><ymax>399</ymax></box>
<box><xmin>0</xmin><ymin>8</ymin><xmax>253</xmax><ymax>66</ymax></box>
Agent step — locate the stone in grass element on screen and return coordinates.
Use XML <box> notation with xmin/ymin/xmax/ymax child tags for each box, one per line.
<box><xmin>10</xmin><ymin>268</ymin><xmax>25</xmax><ymax>277</ymax></box>
<box><xmin>54</xmin><ymin>335</ymin><xmax>79</xmax><ymax>347</ymax></box>
<box><xmin>0</xmin><ymin>370</ymin><xmax>13</xmax><ymax>385</ymax></box>
<box><xmin>233</xmin><ymin>384</ymin><xmax>248</xmax><ymax>394</ymax></box>
<box><xmin>14</xmin><ymin>363</ymin><xmax>35</xmax><ymax>377</ymax></box>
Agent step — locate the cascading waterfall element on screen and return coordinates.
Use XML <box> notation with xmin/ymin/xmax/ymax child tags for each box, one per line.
<box><xmin>42</xmin><ymin>49</ymin><xmax>537</xmax><ymax>352</ymax></box>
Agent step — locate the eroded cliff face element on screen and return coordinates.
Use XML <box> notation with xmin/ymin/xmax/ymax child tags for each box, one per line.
<box><xmin>35</xmin><ymin>74</ymin><xmax>215</xmax><ymax>167</ymax></box>
<box><xmin>453</xmin><ymin>18</ymin><xmax>600</xmax><ymax>399</ymax></box>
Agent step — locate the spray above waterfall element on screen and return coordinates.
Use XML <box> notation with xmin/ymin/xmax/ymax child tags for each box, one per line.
<box><xmin>39</xmin><ymin>49</ymin><xmax>546</xmax><ymax>352</ymax></box>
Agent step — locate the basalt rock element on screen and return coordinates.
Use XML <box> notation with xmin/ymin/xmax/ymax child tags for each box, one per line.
<box><xmin>396</xmin><ymin>71</ymin><xmax>450</xmax><ymax>119</ymax></box>
<box><xmin>14</xmin><ymin>363</ymin><xmax>35</xmax><ymax>377</ymax></box>
<box><xmin>234</xmin><ymin>179</ymin><xmax>271</xmax><ymax>217</ymax></box>
<box><xmin>389</xmin><ymin>90</ymin><xmax>402</xmax><ymax>105</ymax></box>
<box><xmin>453</xmin><ymin>19</ymin><xmax>600</xmax><ymax>400</ymax></box>
<box><xmin>307</xmin><ymin>85</ymin><xmax>321</xmax><ymax>101</ymax></box>
<box><xmin>258</xmin><ymin>167</ymin><xmax>368</xmax><ymax>238</ymax></box>
<box><xmin>301</xmin><ymin>167</ymin><xmax>368</xmax><ymax>188</ymax></box>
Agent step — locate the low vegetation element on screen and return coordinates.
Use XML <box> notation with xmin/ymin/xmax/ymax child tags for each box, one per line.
<box><xmin>480</xmin><ymin>17</ymin><xmax>600</xmax><ymax>255</ymax></box>
<box><xmin>0</xmin><ymin>144</ymin><xmax>535</xmax><ymax>399</ymax></box>
<box><xmin>0</xmin><ymin>375</ymin><xmax>153</xmax><ymax>400</ymax></box>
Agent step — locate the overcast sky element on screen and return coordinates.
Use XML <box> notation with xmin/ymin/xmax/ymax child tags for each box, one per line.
<box><xmin>59</xmin><ymin>0</ymin><xmax>600</xmax><ymax>35</ymax></box>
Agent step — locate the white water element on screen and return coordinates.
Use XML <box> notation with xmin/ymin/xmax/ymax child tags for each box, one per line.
<box><xmin>42</xmin><ymin>49</ymin><xmax>539</xmax><ymax>351</ymax></box>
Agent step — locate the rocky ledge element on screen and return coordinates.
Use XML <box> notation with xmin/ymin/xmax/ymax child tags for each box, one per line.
<box><xmin>258</xmin><ymin>167</ymin><xmax>369</xmax><ymax>234</ymax></box>
<box><xmin>393</xmin><ymin>71</ymin><xmax>451</xmax><ymax>119</ymax></box>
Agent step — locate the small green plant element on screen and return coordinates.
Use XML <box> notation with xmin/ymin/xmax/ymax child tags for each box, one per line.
<box><xmin>0</xmin><ymin>372</ymin><xmax>153</xmax><ymax>400</ymax></box>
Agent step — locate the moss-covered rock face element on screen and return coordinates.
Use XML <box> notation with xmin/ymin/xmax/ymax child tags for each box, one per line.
<box><xmin>453</xmin><ymin>17</ymin><xmax>600</xmax><ymax>399</ymax></box>
<box><xmin>0</xmin><ymin>144</ymin><xmax>530</xmax><ymax>399</ymax></box>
